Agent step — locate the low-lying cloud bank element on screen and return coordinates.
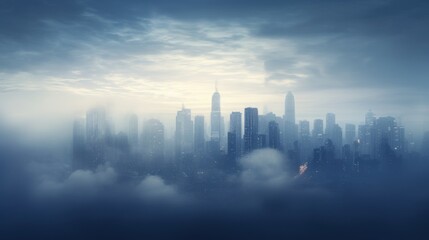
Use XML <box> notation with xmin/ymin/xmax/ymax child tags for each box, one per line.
<box><xmin>2</xmin><ymin>141</ymin><xmax>429</xmax><ymax>239</ymax></box>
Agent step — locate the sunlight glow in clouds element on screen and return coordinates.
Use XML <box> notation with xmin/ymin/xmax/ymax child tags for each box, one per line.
<box><xmin>1</xmin><ymin>1</ymin><xmax>429</xmax><ymax>136</ymax></box>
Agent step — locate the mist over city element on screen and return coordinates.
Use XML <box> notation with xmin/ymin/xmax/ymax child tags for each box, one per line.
<box><xmin>1</xmin><ymin>0</ymin><xmax>429</xmax><ymax>239</ymax></box>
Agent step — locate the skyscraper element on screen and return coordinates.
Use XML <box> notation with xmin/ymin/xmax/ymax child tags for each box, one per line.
<box><xmin>299</xmin><ymin>120</ymin><xmax>311</xmax><ymax>161</ymax></box>
<box><xmin>284</xmin><ymin>91</ymin><xmax>297</xmax><ymax>151</ymax></box>
<box><xmin>268</xmin><ymin>121</ymin><xmax>281</xmax><ymax>150</ymax></box>
<box><xmin>229</xmin><ymin>112</ymin><xmax>242</xmax><ymax>158</ymax></box>
<box><xmin>210</xmin><ymin>86</ymin><xmax>221</xmax><ymax>150</ymax></box>
<box><xmin>345</xmin><ymin>123</ymin><xmax>356</xmax><ymax>145</ymax></box>
<box><xmin>142</xmin><ymin>119</ymin><xmax>165</xmax><ymax>161</ymax></box>
<box><xmin>175</xmin><ymin>106</ymin><xmax>194</xmax><ymax>159</ymax></box>
<box><xmin>244</xmin><ymin>107</ymin><xmax>258</xmax><ymax>154</ymax></box>
<box><xmin>194</xmin><ymin>115</ymin><xmax>205</xmax><ymax>154</ymax></box>
<box><xmin>332</xmin><ymin>124</ymin><xmax>343</xmax><ymax>157</ymax></box>
<box><xmin>86</xmin><ymin>107</ymin><xmax>107</xmax><ymax>168</ymax></box>
<box><xmin>227</xmin><ymin>132</ymin><xmax>237</xmax><ymax>160</ymax></box>
<box><xmin>325</xmin><ymin>113</ymin><xmax>336</xmax><ymax>140</ymax></box>
<box><xmin>312</xmin><ymin>119</ymin><xmax>324</xmax><ymax>148</ymax></box>
<box><xmin>365</xmin><ymin>110</ymin><xmax>376</xmax><ymax>126</ymax></box>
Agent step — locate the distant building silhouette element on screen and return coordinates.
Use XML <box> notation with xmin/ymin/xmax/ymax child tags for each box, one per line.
<box><xmin>345</xmin><ymin>123</ymin><xmax>356</xmax><ymax>145</ymax></box>
<box><xmin>194</xmin><ymin>115</ymin><xmax>205</xmax><ymax>154</ymax></box>
<box><xmin>299</xmin><ymin>120</ymin><xmax>312</xmax><ymax>161</ymax></box>
<box><xmin>175</xmin><ymin>106</ymin><xmax>194</xmax><ymax>159</ymax></box>
<box><xmin>210</xmin><ymin>86</ymin><xmax>222</xmax><ymax>151</ymax></box>
<box><xmin>228</xmin><ymin>112</ymin><xmax>242</xmax><ymax>159</ymax></box>
<box><xmin>325</xmin><ymin>112</ymin><xmax>336</xmax><ymax>140</ymax></box>
<box><xmin>86</xmin><ymin>107</ymin><xmax>108</xmax><ymax>168</ymax></box>
<box><xmin>312</xmin><ymin>119</ymin><xmax>324</xmax><ymax>148</ymax></box>
<box><xmin>268</xmin><ymin>121</ymin><xmax>281</xmax><ymax>150</ymax></box>
<box><xmin>284</xmin><ymin>91</ymin><xmax>297</xmax><ymax>151</ymax></box>
<box><xmin>142</xmin><ymin>119</ymin><xmax>165</xmax><ymax>161</ymax></box>
<box><xmin>244</xmin><ymin>107</ymin><xmax>259</xmax><ymax>154</ymax></box>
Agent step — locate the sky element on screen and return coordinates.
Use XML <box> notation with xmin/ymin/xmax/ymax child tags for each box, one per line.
<box><xmin>0</xmin><ymin>0</ymin><xmax>428</xmax><ymax>137</ymax></box>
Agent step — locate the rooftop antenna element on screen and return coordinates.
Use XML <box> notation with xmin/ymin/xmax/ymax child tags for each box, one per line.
<box><xmin>215</xmin><ymin>80</ymin><xmax>218</xmax><ymax>92</ymax></box>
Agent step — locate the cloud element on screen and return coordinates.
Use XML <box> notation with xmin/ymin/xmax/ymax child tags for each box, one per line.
<box><xmin>37</xmin><ymin>165</ymin><xmax>118</xmax><ymax>199</ymax></box>
<box><xmin>239</xmin><ymin>149</ymin><xmax>291</xmax><ymax>190</ymax></box>
<box><xmin>136</xmin><ymin>175</ymin><xmax>187</xmax><ymax>203</ymax></box>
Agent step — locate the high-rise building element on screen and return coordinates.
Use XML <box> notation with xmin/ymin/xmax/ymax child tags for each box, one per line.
<box><xmin>312</xmin><ymin>119</ymin><xmax>324</xmax><ymax>148</ymax></box>
<box><xmin>345</xmin><ymin>124</ymin><xmax>356</xmax><ymax>145</ymax></box>
<box><xmin>210</xmin><ymin>87</ymin><xmax>221</xmax><ymax>151</ymax></box>
<box><xmin>175</xmin><ymin>106</ymin><xmax>194</xmax><ymax>159</ymax></box>
<box><xmin>325</xmin><ymin>113</ymin><xmax>336</xmax><ymax>140</ymax></box>
<box><xmin>86</xmin><ymin>107</ymin><xmax>107</xmax><ymax>168</ymax></box>
<box><xmin>128</xmin><ymin>114</ymin><xmax>138</xmax><ymax>147</ymax></box>
<box><xmin>244</xmin><ymin>107</ymin><xmax>259</xmax><ymax>154</ymax></box>
<box><xmin>257</xmin><ymin>134</ymin><xmax>267</xmax><ymax>149</ymax></box>
<box><xmin>142</xmin><ymin>119</ymin><xmax>165</xmax><ymax>161</ymax></box>
<box><xmin>332</xmin><ymin>124</ymin><xmax>343</xmax><ymax>157</ymax></box>
<box><xmin>194</xmin><ymin>116</ymin><xmax>205</xmax><ymax>154</ymax></box>
<box><xmin>284</xmin><ymin>91</ymin><xmax>297</xmax><ymax>150</ymax></box>
<box><xmin>268</xmin><ymin>121</ymin><xmax>281</xmax><ymax>150</ymax></box>
<box><xmin>299</xmin><ymin>120</ymin><xmax>311</xmax><ymax>161</ymax></box>
<box><xmin>229</xmin><ymin>112</ymin><xmax>242</xmax><ymax>158</ymax></box>
<box><xmin>227</xmin><ymin>132</ymin><xmax>237</xmax><ymax>160</ymax></box>
<box><xmin>365</xmin><ymin>110</ymin><xmax>376</xmax><ymax>126</ymax></box>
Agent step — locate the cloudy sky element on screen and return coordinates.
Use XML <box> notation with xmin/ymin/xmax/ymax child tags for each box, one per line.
<box><xmin>0</xmin><ymin>0</ymin><xmax>428</xmax><ymax>135</ymax></box>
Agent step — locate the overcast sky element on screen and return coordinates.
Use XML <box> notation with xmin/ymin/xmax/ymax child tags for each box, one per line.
<box><xmin>0</xmin><ymin>0</ymin><xmax>428</xmax><ymax>136</ymax></box>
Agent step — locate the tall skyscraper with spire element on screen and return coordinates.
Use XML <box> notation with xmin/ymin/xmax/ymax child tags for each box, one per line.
<box><xmin>210</xmin><ymin>82</ymin><xmax>221</xmax><ymax>151</ymax></box>
<box><xmin>284</xmin><ymin>91</ymin><xmax>297</xmax><ymax>151</ymax></box>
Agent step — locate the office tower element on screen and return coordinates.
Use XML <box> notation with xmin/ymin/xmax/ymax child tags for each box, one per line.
<box><xmin>86</xmin><ymin>107</ymin><xmax>107</xmax><ymax>168</ymax></box>
<box><xmin>220</xmin><ymin>116</ymin><xmax>226</xmax><ymax>151</ymax></box>
<box><xmin>276</xmin><ymin>116</ymin><xmax>285</xmax><ymax>148</ymax></box>
<box><xmin>375</xmin><ymin>116</ymin><xmax>400</xmax><ymax>158</ymax></box>
<box><xmin>325</xmin><ymin>113</ymin><xmax>336</xmax><ymax>140</ymax></box>
<box><xmin>358</xmin><ymin>124</ymin><xmax>376</xmax><ymax>158</ymax></box>
<box><xmin>299</xmin><ymin>120</ymin><xmax>311</xmax><ymax>161</ymax></box>
<box><xmin>244</xmin><ymin>107</ymin><xmax>259</xmax><ymax>154</ymax></box>
<box><xmin>142</xmin><ymin>119</ymin><xmax>165</xmax><ymax>161</ymax></box>
<box><xmin>332</xmin><ymin>124</ymin><xmax>343</xmax><ymax>157</ymax></box>
<box><xmin>72</xmin><ymin>118</ymin><xmax>86</xmax><ymax>170</ymax></box>
<box><xmin>268</xmin><ymin>121</ymin><xmax>281</xmax><ymax>150</ymax></box>
<box><xmin>175</xmin><ymin>106</ymin><xmax>194</xmax><ymax>158</ymax></box>
<box><xmin>284</xmin><ymin>91</ymin><xmax>297</xmax><ymax>150</ymax></box>
<box><xmin>312</xmin><ymin>119</ymin><xmax>324</xmax><ymax>148</ymax></box>
<box><xmin>227</xmin><ymin>132</ymin><xmax>237</xmax><ymax>160</ymax></box>
<box><xmin>194</xmin><ymin>116</ymin><xmax>205</xmax><ymax>154</ymax></box>
<box><xmin>258</xmin><ymin>134</ymin><xmax>267</xmax><ymax>149</ymax></box>
<box><xmin>365</xmin><ymin>110</ymin><xmax>376</xmax><ymax>126</ymax></box>
<box><xmin>229</xmin><ymin>112</ymin><xmax>242</xmax><ymax>158</ymax></box>
<box><xmin>345</xmin><ymin>124</ymin><xmax>356</xmax><ymax>145</ymax></box>
<box><xmin>128</xmin><ymin>114</ymin><xmax>138</xmax><ymax>147</ymax></box>
<box><xmin>210</xmin><ymin>86</ymin><xmax>221</xmax><ymax>151</ymax></box>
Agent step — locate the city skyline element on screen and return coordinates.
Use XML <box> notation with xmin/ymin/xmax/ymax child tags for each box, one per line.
<box><xmin>2</xmin><ymin>1</ymin><xmax>429</xmax><ymax>239</ymax></box>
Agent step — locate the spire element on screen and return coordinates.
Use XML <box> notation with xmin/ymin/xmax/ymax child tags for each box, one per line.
<box><xmin>215</xmin><ymin>80</ymin><xmax>218</xmax><ymax>92</ymax></box>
